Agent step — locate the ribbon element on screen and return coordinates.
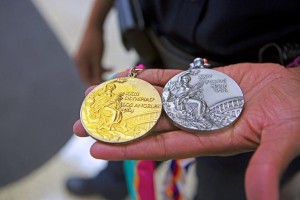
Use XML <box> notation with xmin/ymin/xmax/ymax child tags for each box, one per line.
<box><xmin>124</xmin><ymin>160</ymin><xmax>156</xmax><ymax>200</ymax></box>
<box><xmin>162</xmin><ymin>158</ymin><xmax>196</xmax><ymax>200</ymax></box>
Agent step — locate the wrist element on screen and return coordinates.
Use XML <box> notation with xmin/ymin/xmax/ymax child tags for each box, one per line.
<box><xmin>85</xmin><ymin>22</ymin><xmax>103</xmax><ymax>34</ymax></box>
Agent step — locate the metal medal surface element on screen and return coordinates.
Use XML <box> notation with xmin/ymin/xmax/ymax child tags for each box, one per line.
<box><xmin>80</xmin><ymin>77</ymin><xmax>162</xmax><ymax>143</ymax></box>
<box><xmin>162</xmin><ymin>60</ymin><xmax>244</xmax><ymax>133</ymax></box>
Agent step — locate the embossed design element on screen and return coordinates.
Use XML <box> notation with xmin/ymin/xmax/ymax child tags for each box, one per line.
<box><xmin>163</xmin><ymin>71</ymin><xmax>211</xmax><ymax>128</ymax></box>
<box><xmin>81</xmin><ymin>77</ymin><xmax>162</xmax><ymax>143</ymax></box>
<box><xmin>163</xmin><ymin>68</ymin><xmax>244</xmax><ymax>132</ymax></box>
<box><xmin>205</xmin><ymin>97</ymin><xmax>244</xmax><ymax>128</ymax></box>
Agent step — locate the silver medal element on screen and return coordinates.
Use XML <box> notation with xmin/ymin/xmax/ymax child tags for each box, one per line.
<box><xmin>162</xmin><ymin>58</ymin><xmax>244</xmax><ymax>133</ymax></box>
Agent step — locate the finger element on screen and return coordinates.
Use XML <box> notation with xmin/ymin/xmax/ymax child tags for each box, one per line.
<box><xmin>245</xmin><ymin>121</ymin><xmax>300</xmax><ymax>200</ymax></box>
<box><xmin>73</xmin><ymin>119</ymin><xmax>89</xmax><ymax>137</ymax></box>
<box><xmin>79</xmin><ymin>64</ymin><xmax>92</xmax><ymax>85</ymax></box>
<box><xmin>115</xmin><ymin>69</ymin><xmax>183</xmax><ymax>87</ymax></box>
<box><xmin>89</xmin><ymin>123</ymin><xmax>256</xmax><ymax>161</ymax></box>
<box><xmin>74</xmin><ymin>86</ymin><xmax>96</xmax><ymax>138</ymax></box>
<box><xmin>246</xmin><ymin>146</ymin><xmax>281</xmax><ymax>200</ymax></box>
<box><xmin>90</xmin><ymin>61</ymin><xmax>101</xmax><ymax>85</ymax></box>
<box><xmin>75</xmin><ymin>56</ymin><xmax>93</xmax><ymax>85</ymax></box>
<box><xmin>102</xmin><ymin>67</ymin><xmax>113</xmax><ymax>75</ymax></box>
<box><xmin>90</xmin><ymin>130</ymin><xmax>202</xmax><ymax>160</ymax></box>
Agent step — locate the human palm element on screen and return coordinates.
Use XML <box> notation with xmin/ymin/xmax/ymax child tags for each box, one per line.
<box><xmin>73</xmin><ymin>63</ymin><xmax>300</xmax><ymax>199</ymax></box>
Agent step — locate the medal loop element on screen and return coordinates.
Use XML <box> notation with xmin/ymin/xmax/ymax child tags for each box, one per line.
<box><xmin>128</xmin><ymin>64</ymin><xmax>145</xmax><ymax>77</ymax></box>
<box><xmin>189</xmin><ymin>58</ymin><xmax>211</xmax><ymax>69</ymax></box>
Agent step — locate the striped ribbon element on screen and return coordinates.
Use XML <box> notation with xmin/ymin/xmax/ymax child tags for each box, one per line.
<box><xmin>124</xmin><ymin>160</ymin><xmax>156</xmax><ymax>200</ymax></box>
<box><xmin>163</xmin><ymin>158</ymin><xmax>196</xmax><ymax>200</ymax></box>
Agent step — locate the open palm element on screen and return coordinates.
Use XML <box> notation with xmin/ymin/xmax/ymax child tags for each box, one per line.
<box><xmin>74</xmin><ymin>63</ymin><xmax>300</xmax><ymax>199</ymax></box>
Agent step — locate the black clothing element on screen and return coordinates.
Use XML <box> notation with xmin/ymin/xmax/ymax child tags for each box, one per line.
<box><xmin>141</xmin><ymin>0</ymin><xmax>300</xmax><ymax>65</ymax></box>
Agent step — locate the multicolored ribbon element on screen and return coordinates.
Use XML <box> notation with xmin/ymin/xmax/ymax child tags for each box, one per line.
<box><xmin>162</xmin><ymin>158</ymin><xmax>196</xmax><ymax>200</ymax></box>
<box><xmin>124</xmin><ymin>160</ymin><xmax>156</xmax><ymax>200</ymax></box>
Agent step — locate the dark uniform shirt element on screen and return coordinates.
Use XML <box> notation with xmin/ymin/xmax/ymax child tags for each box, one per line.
<box><xmin>141</xmin><ymin>0</ymin><xmax>300</xmax><ymax>64</ymax></box>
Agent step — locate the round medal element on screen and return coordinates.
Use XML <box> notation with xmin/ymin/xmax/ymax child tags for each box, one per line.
<box><xmin>80</xmin><ymin>69</ymin><xmax>162</xmax><ymax>143</ymax></box>
<box><xmin>162</xmin><ymin>58</ymin><xmax>244</xmax><ymax>133</ymax></box>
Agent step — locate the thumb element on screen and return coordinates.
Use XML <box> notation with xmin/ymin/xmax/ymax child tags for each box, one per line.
<box><xmin>245</xmin><ymin>122</ymin><xmax>300</xmax><ymax>200</ymax></box>
<box><xmin>245</xmin><ymin>143</ymin><xmax>281</xmax><ymax>200</ymax></box>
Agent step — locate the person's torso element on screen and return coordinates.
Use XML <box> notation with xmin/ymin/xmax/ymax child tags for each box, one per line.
<box><xmin>141</xmin><ymin>0</ymin><xmax>300</xmax><ymax>64</ymax></box>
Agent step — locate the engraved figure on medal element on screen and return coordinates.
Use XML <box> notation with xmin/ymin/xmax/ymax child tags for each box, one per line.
<box><xmin>162</xmin><ymin>58</ymin><xmax>244</xmax><ymax>132</ymax></box>
<box><xmin>81</xmin><ymin>66</ymin><xmax>162</xmax><ymax>143</ymax></box>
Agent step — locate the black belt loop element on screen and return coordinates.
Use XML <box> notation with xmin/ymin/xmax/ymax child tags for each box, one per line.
<box><xmin>258</xmin><ymin>42</ymin><xmax>300</xmax><ymax>66</ymax></box>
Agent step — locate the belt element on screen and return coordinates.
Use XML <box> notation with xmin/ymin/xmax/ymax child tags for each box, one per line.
<box><xmin>148</xmin><ymin>30</ymin><xmax>300</xmax><ymax>69</ymax></box>
<box><xmin>148</xmin><ymin>31</ymin><xmax>225</xmax><ymax>69</ymax></box>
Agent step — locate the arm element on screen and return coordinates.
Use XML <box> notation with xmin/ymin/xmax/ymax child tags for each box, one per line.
<box><xmin>86</xmin><ymin>0</ymin><xmax>114</xmax><ymax>29</ymax></box>
<box><xmin>75</xmin><ymin>0</ymin><xmax>114</xmax><ymax>85</ymax></box>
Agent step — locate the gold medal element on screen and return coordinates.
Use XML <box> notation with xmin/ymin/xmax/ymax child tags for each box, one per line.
<box><xmin>80</xmin><ymin>66</ymin><xmax>162</xmax><ymax>143</ymax></box>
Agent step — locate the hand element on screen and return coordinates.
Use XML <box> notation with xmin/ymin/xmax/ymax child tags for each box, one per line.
<box><xmin>73</xmin><ymin>63</ymin><xmax>300</xmax><ymax>199</ymax></box>
<box><xmin>74</xmin><ymin>27</ymin><xmax>111</xmax><ymax>85</ymax></box>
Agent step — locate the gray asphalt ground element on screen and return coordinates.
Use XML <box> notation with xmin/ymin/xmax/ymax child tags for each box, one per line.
<box><xmin>0</xmin><ymin>0</ymin><xmax>85</xmax><ymax>186</ymax></box>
